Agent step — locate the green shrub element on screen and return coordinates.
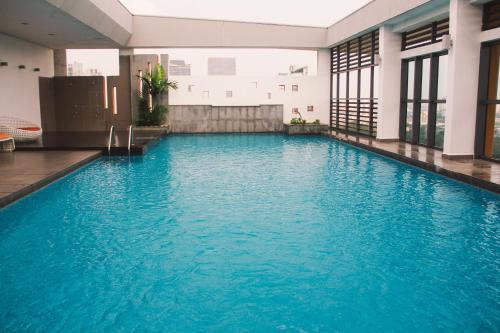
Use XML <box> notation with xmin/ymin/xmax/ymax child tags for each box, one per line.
<box><xmin>136</xmin><ymin>102</ymin><xmax>168</xmax><ymax>126</ymax></box>
<box><xmin>291</xmin><ymin>117</ymin><xmax>306</xmax><ymax>125</ymax></box>
<box><xmin>312</xmin><ymin>119</ymin><xmax>320</xmax><ymax>124</ymax></box>
<box><xmin>135</xmin><ymin>64</ymin><xmax>178</xmax><ymax>126</ymax></box>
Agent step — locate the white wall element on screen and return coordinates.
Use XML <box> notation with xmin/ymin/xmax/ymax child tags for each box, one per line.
<box><xmin>376</xmin><ymin>26</ymin><xmax>402</xmax><ymax>140</ymax></box>
<box><xmin>0</xmin><ymin>33</ymin><xmax>54</xmax><ymax>126</ymax></box>
<box><xmin>326</xmin><ymin>0</ymin><xmax>433</xmax><ymax>47</ymax></box>
<box><xmin>128</xmin><ymin>16</ymin><xmax>326</xmax><ymax>48</ymax></box>
<box><xmin>443</xmin><ymin>0</ymin><xmax>482</xmax><ymax>156</ymax></box>
<box><xmin>168</xmin><ymin>49</ymin><xmax>330</xmax><ymax>124</ymax></box>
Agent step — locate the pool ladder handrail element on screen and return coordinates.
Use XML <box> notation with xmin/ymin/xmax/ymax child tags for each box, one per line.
<box><xmin>128</xmin><ymin>125</ymin><xmax>134</xmax><ymax>154</ymax></box>
<box><xmin>107</xmin><ymin>125</ymin><xmax>115</xmax><ymax>155</ymax></box>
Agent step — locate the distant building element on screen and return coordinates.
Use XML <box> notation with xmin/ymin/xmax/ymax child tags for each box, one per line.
<box><xmin>289</xmin><ymin>65</ymin><xmax>308</xmax><ymax>76</ymax></box>
<box><xmin>207</xmin><ymin>57</ymin><xmax>236</xmax><ymax>75</ymax></box>
<box><xmin>169</xmin><ymin>60</ymin><xmax>191</xmax><ymax>76</ymax></box>
<box><xmin>67</xmin><ymin>61</ymin><xmax>83</xmax><ymax>76</ymax></box>
<box><xmin>67</xmin><ymin>62</ymin><xmax>101</xmax><ymax>76</ymax></box>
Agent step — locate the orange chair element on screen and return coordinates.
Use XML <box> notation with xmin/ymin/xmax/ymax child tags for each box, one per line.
<box><xmin>0</xmin><ymin>132</ymin><xmax>15</xmax><ymax>152</ymax></box>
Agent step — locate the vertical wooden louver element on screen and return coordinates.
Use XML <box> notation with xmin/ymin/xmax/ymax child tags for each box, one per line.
<box><xmin>330</xmin><ymin>30</ymin><xmax>379</xmax><ymax>137</ymax></box>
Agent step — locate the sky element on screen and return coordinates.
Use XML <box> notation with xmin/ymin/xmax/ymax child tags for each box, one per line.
<box><xmin>66</xmin><ymin>49</ymin><xmax>318</xmax><ymax>77</ymax></box>
<box><xmin>66</xmin><ymin>49</ymin><xmax>119</xmax><ymax>76</ymax></box>
<box><xmin>134</xmin><ymin>49</ymin><xmax>318</xmax><ymax>76</ymax></box>
<box><xmin>118</xmin><ymin>0</ymin><xmax>371</xmax><ymax>27</ymax></box>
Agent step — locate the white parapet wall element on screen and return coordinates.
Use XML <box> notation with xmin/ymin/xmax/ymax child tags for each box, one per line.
<box><xmin>168</xmin><ymin>49</ymin><xmax>331</xmax><ymax>125</ymax></box>
<box><xmin>0</xmin><ymin>33</ymin><xmax>54</xmax><ymax>126</ymax></box>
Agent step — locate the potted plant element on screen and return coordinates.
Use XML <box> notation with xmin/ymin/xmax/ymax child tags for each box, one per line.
<box><xmin>135</xmin><ymin>63</ymin><xmax>178</xmax><ymax>127</ymax></box>
<box><xmin>284</xmin><ymin>111</ymin><xmax>328</xmax><ymax>135</ymax></box>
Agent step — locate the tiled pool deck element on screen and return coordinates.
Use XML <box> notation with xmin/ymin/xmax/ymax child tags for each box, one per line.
<box><xmin>0</xmin><ymin>150</ymin><xmax>101</xmax><ymax>208</ymax></box>
<box><xmin>328</xmin><ymin>130</ymin><xmax>500</xmax><ymax>194</ymax></box>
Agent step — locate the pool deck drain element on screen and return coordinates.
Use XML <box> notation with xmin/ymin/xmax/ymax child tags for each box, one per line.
<box><xmin>0</xmin><ymin>150</ymin><xmax>102</xmax><ymax>209</ymax></box>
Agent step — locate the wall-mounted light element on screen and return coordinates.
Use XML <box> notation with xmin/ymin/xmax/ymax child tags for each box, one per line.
<box><xmin>18</xmin><ymin>65</ymin><xmax>26</xmax><ymax>69</ymax></box>
<box><xmin>103</xmin><ymin>77</ymin><xmax>108</xmax><ymax>109</ymax></box>
<box><xmin>138</xmin><ymin>70</ymin><xmax>143</xmax><ymax>95</ymax></box>
<box><xmin>0</xmin><ymin>62</ymin><xmax>7</xmax><ymax>67</ymax></box>
<box><xmin>374</xmin><ymin>55</ymin><xmax>381</xmax><ymax>66</ymax></box>
<box><xmin>112</xmin><ymin>86</ymin><xmax>118</xmax><ymax>115</ymax></box>
<box><xmin>441</xmin><ymin>35</ymin><xmax>453</xmax><ymax>50</ymax></box>
<box><xmin>33</xmin><ymin>68</ymin><xmax>40</xmax><ymax>72</ymax></box>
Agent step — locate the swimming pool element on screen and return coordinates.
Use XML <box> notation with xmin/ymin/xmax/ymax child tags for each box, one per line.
<box><xmin>1</xmin><ymin>134</ymin><xmax>499</xmax><ymax>332</ymax></box>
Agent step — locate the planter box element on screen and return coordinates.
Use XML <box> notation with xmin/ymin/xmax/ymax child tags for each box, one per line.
<box><xmin>134</xmin><ymin>125</ymin><xmax>170</xmax><ymax>138</ymax></box>
<box><xmin>284</xmin><ymin>123</ymin><xmax>329</xmax><ymax>135</ymax></box>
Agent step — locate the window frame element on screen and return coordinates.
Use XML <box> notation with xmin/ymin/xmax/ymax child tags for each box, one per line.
<box><xmin>399</xmin><ymin>50</ymin><xmax>448</xmax><ymax>149</ymax></box>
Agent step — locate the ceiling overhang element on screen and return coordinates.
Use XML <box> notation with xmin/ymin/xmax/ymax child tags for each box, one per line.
<box><xmin>0</xmin><ymin>0</ymin><xmax>132</xmax><ymax>49</ymax></box>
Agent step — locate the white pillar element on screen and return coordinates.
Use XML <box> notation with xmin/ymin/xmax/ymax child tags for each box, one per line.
<box><xmin>317</xmin><ymin>48</ymin><xmax>332</xmax><ymax>125</ymax></box>
<box><xmin>376</xmin><ymin>26</ymin><xmax>402</xmax><ymax>140</ymax></box>
<box><xmin>443</xmin><ymin>0</ymin><xmax>482</xmax><ymax>157</ymax></box>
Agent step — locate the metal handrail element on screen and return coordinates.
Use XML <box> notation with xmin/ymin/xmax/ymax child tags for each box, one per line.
<box><xmin>107</xmin><ymin>125</ymin><xmax>115</xmax><ymax>155</ymax></box>
<box><xmin>128</xmin><ymin>125</ymin><xmax>134</xmax><ymax>154</ymax></box>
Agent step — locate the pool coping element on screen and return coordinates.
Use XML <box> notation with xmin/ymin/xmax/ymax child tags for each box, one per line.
<box><xmin>0</xmin><ymin>151</ymin><xmax>102</xmax><ymax>209</ymax></box>
<box><xmin>325</xmin><ymin>133</ymin><xmax>500</xmax><ymax>195</ymax></box>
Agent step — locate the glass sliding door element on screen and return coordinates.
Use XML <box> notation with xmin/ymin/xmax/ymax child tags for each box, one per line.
<box><xmin>476</xmin><ymin>42</ymin><xmax>500</xmax><ymax>160</ymax></box>
<box><xmin>400</xmin><ymin>51</ymin><xmax>447</xmax><ymax>149</ymax></box>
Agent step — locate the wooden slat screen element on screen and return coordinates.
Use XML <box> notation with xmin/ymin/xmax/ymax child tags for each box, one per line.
<box><xmin>330</xmin><ymin>30</ymin><xmax>379</xmax><ymax>137</ymax></box>
<box><xmin>401</xmin><ymin>18</ymin><xmax>449</xmax><ymax>51</ymax></box>
<box><xmin>483</xmin><ymin>0</ymin><xmax>500</xmax><ymax>31</ymax></box>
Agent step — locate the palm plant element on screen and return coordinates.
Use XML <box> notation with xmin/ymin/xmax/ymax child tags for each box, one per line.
<box><xmin>135</xmin><ymin>63</ymin><xmax>178</xmax><ymax>126</ymax></box>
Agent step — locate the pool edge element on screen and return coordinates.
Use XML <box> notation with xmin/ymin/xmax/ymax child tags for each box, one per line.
<box><xmin>0</xmin><ymin>151</ymin><xmax>103</xmax><ymax>209</ymax></box>
<box><xmin>325</xmin><ymin>133</ymin><xmax>500</xmax><ymax>195</ymax></box>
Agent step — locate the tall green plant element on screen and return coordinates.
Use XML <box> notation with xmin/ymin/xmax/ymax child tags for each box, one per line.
<box><xmin>135</xmin><ymin>63</ymin><xmax>178</xmax><ymax>126</ymax></box>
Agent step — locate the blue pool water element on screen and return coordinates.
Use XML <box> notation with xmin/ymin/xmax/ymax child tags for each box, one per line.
<box><xmin>1</xmin><ymin>134</ymin><xmax>499</xmax><ymax>332</ymax></box>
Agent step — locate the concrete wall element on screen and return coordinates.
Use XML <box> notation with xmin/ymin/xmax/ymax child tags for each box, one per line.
<box><xmin>169</xmin><ymin>105</ymin><xmax>283</xmax><ymax>133</ymax></box>
<box><xmin>0</xmin><ymin>33</ymin><xmax>54</xmax><ymax>126</ymax></box>
<box><xmin>39</xmin><ymin>56</ymin><xmax>132</xmax><ymax>132</ymax></box>
<box><xmin>326</xmin><ymin>0</ymin><xmax>435</xmax><ymax>47</ymax></box>
<box><xmin>129</xmin><ymin>54</ymin><xmax>169</xmax><ymax>122</ymax></box>
<box><xmin>443</xmin><ymin>0</ymin><xmax>482</xmax><ymax>157</ymax></box>
<box><xmin>127</xmin><ymin>16</ymin><xmax>326</xmax><ymax>48</ymax></box>
<box><xmin>169</xmin><ymin>49</ymin><xmax>330</xmax><ymax>124</ymax></box>
<box><xmin>45</xmin><ymin>0</ymin><xmax>133</xmax><ymax>46</ymax></box>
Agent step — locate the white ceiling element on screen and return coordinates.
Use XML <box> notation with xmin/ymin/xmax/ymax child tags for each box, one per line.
<box><xmin>118</xmin><ymin>0</ymin><xmax>372</xmax><ymax>28</ymax></box>
<box><xmin>0</xmin><ymin>0</ymin><xmax>120</xmax><ymax>49</ymax></box>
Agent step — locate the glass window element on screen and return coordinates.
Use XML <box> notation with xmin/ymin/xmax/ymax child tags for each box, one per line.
<box><xmin>331</xmin><ymin>74</ymin><xmax>337</xmax><ymax>98</ymax></box>
<box><xmin>339</xmin><ymin>73</ymin><xmax>346</xmax><ymax>98</ymax></box>
<box><xmin>493</xmin><ymin>105</ymin><xmax>500</xmax><ymax>159</ymax></box>
<box><xmin>407</xmin><ymin>61</ymin><xmax>415</xmax><ymax>100</ymax></box>
<box><xmin>360</xmin><ymin>68</ymin><xmax>371</xmax><ymax>98</ymax></box>
<box><xmin>437</xmin><ymin>55</ymin><xmax>448</xmax><ymax>100</ymax></box>
<box><xmin>406</xmin><ymin>102</ymin><xmax>413</xmax><ymax>141</ymax></box>
<box><xmin>421</xmin><ymin>58</ymin><xmax>430</xmax><ymax>100</ymax></box>
<box><xmin>349</xmin><ymin>70</ymin><xmax>358</xmax><ymax>98</ymax></box>
<box><xmin>419</xmin><ymin>103</ymin><xmax>429</xmax><ymax>145</ymax></box>
<box><xmin>435</xmin><ymin>103</ymin><xmax>446</xmax><ymax>149</ymax></box>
